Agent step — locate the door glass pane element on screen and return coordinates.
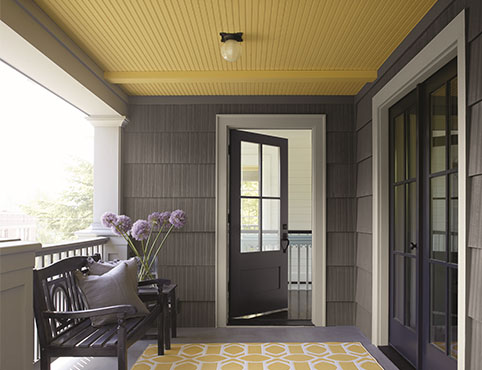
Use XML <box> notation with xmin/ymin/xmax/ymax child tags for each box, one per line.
<box><xmin>407</xmin><ymin>182</ymin><xmax>417</xmax><ymax>255</ymax></box>
<box><xmin>407</xmin><ymin>257</ymin><xmax>416</xmax><ymax>329</ymax></box>
<box><xmin>394</xmin><ymin>255</ymin><xmax>404</xmax><ymax>322</ymax></box>
<box><xmin>408</xmin><ymin>107</ymin><xmax>417</xmax><ymax>179</ymax></box>
<box><xmin>241</xmin><ymin>142</ymin><xmax>259</xmax><ymax>196</ymax></box>
<box><xmin>450</xmin><ymin>77</ymin><xmax>458</xmax><ymax>169</ymax></box>
<box><xmin>430</xmin><ymin>84</ymin><xmax>447</xmax><ymax>173</ymax></box>
<box><xmin>394</xmin><ymin>185</ymin><xmax>404</xmax><ymax>252</ymax></box>
<box><xmin>262</xmin><ymin>199</ymin><xmax>280</xmax><ymax>251</ymax></box>
<box><xmin>431</xmin><ymin>176</ymin><xmax>446</xmax><ymax>260</ymax></box>
<box><xmin>449</xmin><ymin>268</ymin><xmax>458</xmax><ymax>359</ymax></box>
<box><xmin>430</xmin><ymin>263</ymin><xmax>446</xmax><ymax>352</ymax></box>
<box><xmin>394</xmin><ymin>114</ymin><xmax>405</xmax><ymax>182</ymax></box>
<box><xmin>241</xmin><ymin>198</ymin><xmax>259</xmax><ymax>253</ymax></box>
<box><xmin>262</xmin><ymin>145</ymin><xmax>280</xmax><ymax>197</ymax></box>
<box><xmin>450</xmin><ymin>174</ymin><xmax>458</xmax><ymax>263</ymax></box>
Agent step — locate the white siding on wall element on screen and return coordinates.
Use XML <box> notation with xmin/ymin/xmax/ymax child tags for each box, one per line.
<box><xmin>245</xmin><ymin>129</ymin><xmax>312</xmax><ymax>230</ymax></box>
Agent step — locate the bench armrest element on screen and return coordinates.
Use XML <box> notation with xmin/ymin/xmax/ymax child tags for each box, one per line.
<box><xmin>43</xmin><ymin>304</ymin><xmax>136</xmax><ymax>319</ymax></box>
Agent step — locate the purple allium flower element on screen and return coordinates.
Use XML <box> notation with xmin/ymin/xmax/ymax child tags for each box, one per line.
<box><xmin>131</xmin><ymin>220</ymin><xmax>151</xmax><ymax>241</ymax></box>
<box><xmin>101</xmin><ymin>212</ymin><xmax>118</xmax><ymax>227</ymax></box>
<box><xmin>169</xmin><ymin>209</ymin><xmax>187</xmax><ymax>229</ymax></box>
<box><xmin>148</xmin><ymin>211</ymin><xmax>171</xmax><ymax>230</ymax></box>
<box><xmin>159</xmin><ymin>211</ymin><xmax>171</xmax><ymax>224</ymax></box>
<box><xmin>113</xmin><ymin>215</ymin><xmax>132</xmax><ymax>235</ymax></box>
<box><xmin>148</xmin><ymin>212</ymin><xmax>162</xmax><ymax>225</ymax></box>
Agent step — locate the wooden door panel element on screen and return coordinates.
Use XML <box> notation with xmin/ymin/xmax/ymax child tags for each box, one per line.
<box><xmin>229</xmin><ymin>130</ymin><xmax>288</xmax><ymax>319</ymax></box>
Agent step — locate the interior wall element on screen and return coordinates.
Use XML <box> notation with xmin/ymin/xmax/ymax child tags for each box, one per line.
<box><xmin>123</xmin><ymin>99</ymin><xmax>355</xmax><ymax>327</ymax></box>
<box><xmin>353</xmin><ymin>1</ymin><xmax>482</xmax><ymax>367</ymax></box>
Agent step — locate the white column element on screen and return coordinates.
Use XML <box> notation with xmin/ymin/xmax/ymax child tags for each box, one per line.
<box><xmin>0</xmin><ymin>241</ymin><xmax>41</xmax><ymax>370</ymax></box>
<box><xmin>76</xmin><ymin>115</ymin><xmax>129</xmax><ymax>260</ymax></box>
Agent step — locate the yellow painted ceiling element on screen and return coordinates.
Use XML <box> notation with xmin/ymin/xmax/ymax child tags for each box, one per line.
<box><xmin>34</xmin><ymin>0</ymin><xmax>437</xmax><ymax>96</ymax></box>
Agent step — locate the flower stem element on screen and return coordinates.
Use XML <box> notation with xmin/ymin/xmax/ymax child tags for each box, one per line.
<box><xmin>113</xmin><ymin>226</ymin><xmax>151</xmax><ymax>278</ymax></box>
<box><xmin>146</xmin><ymin>224</ymin><xmax>174</xmax><ymax>272</ymax></box>
<box><xmin>145</xmin><ymin>223</ymin><xmax>165</xmax><ymax>264</ymax></box>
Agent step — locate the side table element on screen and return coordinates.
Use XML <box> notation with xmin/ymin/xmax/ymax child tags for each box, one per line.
<box><xmin>138</xmin><ymin>281</ymin><xmax>177</xmax><ymax>349</ymax></box>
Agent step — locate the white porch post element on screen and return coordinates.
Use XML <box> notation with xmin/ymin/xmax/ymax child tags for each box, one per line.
<box><xmin>76</xmin><ymin>115</ymin><xmax>128</xmax><ymax>260</ymax></box>
<box><xmin>0</xmin><ymin>241</ymin><xmax>41</xmax><ymax>370</ymax></box>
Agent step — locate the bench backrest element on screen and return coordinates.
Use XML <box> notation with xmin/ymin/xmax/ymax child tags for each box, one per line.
<box><xmin>33</xmin><ymin>256</ymin><xmax>92</xmax><ymax>346</ymax></box>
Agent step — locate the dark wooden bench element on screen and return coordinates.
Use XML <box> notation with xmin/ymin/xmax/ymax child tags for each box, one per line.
<box><xmin>33</xmin><ymin>256</ymin><xmax>167</xmax><ymax>370</ymax></box>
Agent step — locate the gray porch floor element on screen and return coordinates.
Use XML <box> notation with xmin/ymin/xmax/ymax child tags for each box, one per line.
<box><xmin>50</xmin><ymin>327</ymin><xmax>398</xmax><ymax>370</ymax></box>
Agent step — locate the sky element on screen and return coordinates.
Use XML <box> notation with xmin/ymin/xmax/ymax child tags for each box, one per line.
<box><xmin>0</xmin><ymin>61</ymin><xmax>93</xmax><ymax>213</ymax></box>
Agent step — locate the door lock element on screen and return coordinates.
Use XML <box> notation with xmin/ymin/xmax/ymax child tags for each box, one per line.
<box><xmin>281</xmin><ymin>233</ymin><xmax>290</xmax><ymax>253</ymax></box>
<box><xmin>410</xmin><ymin>242</ymin><xmax>417</xmax><ymax>250</ymax></box>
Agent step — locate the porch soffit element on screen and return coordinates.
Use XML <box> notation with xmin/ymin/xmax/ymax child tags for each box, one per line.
<box><xmin>34</xmin><ymin>0</ymin><xmax>436</xmax><ymax>96</ymax></box>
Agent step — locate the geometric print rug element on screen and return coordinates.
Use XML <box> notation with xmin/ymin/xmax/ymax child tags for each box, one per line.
<box><xmin>132</xmin><ymin>342</ymin><xmax>384</xmax><ymax>370</ymax></box>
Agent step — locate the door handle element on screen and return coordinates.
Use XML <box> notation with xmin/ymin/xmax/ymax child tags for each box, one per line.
<box><xmin>281</xmin><ymin>235</ymin><xmax>290</xmax><ymax>253</ymax></box>
<box><xmin>410</xmin><ymin>242</ymin><xmax>417</xmax><ymax>250</ymax></box>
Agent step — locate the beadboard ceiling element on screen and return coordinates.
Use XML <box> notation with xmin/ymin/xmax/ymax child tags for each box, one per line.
<box><xmin>34</xmin><ymin>0</ymin><xmax>437</xmax><ymax>96</ymax></box>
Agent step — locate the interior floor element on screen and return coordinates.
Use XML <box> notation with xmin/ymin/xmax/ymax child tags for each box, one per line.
<box><xmin>229</xmin><ymin>289</ymin><xmax>312</xmax><ymax>326</ymax></box>
<box><xmin>48</xmin><ymin>327</ymin><xmax>399</xmax><ymax>370</ymax></box>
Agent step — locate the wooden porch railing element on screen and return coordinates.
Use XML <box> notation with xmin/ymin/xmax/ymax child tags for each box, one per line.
<box><xmin>288</xmin><ymin>231</ymin><xmax>312</xmax><ymax>291</ymax></box>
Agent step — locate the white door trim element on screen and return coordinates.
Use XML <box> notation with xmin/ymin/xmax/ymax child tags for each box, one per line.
<box><xmin>371</xmin><ymin>10</ymin><xmax>466</xmax><ymax>369</ymax></box>
<box><xmin>215</xmin><ymin>114</ymin><xmax>326</xmax><ymax>327</ymax></box>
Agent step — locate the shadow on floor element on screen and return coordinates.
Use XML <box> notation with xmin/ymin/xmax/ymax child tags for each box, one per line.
<box><xmin>228</xmin><ymin>289</ymin><xmax>313</xmax><ymax>326</ymax></box>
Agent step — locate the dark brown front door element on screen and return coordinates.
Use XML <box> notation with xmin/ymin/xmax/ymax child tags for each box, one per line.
<box><xmin>229</xmin><ymin>130</ymin><xmax>289</xmax><ymax>319</ymax></box>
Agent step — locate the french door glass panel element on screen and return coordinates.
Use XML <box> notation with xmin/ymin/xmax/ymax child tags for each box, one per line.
<box><xmin>449</xmin><ymin>78</ymin><xmax>458</xmax><ymax>169</ymax></box>
<box><xmin>430</xmin><ymin>176</ymin><xmax>446</xmax><ymax>260</ymax></box>
<box><xmin>430</xmin><ymin>262</ymin><xmax>446</xmax><ymax>351</ymax></box>
<box><xmin>430</xmin><ymin>84</ymin><xmax>446</xmax><ymax>174</ymax></box>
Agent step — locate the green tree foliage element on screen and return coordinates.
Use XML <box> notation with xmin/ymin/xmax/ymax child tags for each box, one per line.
<box><xmin>22</xmin><ymin>159</ymin><xmax>93</xmax><ymax>244</ymax></box>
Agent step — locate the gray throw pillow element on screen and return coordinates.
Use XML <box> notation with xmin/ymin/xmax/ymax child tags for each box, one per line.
<box><xmin>88</xmin><ymin>257</ymin><xmax>139</xmax><ymax>291</ymax></box>
<box><xmin>75</xmin><ymin>261</ymin><xmax>149</xmax><ymax>327</ymax></box>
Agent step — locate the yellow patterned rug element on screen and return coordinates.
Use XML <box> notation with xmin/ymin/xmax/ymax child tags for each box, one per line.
<box><xmin>132</xmin><ymin>342</ymin><xmax>384</xmax><ymax>370</ymax></box>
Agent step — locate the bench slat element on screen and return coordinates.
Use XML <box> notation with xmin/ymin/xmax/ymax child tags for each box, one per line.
<box><xmin>91</xmin><ymin>324</ymin><xmax>119</xmax><ymax>348</ymax></box>
<box><xmin>50</xmin><ymin>320</ymin><xmax>91</xmax><ymax>346</ymax></box>
<box><xmin>106</xmin><ymin>317</ymin><xmax>144</xmax><ymax>346</ymax></box>
<box><xmin>77</xmin><ymin>324</ymin><xmax>113</xmax><ymax>348</ymax></box>
<box><xmin>62</xmin><ymin>325</ymin><xmax>99</xmax><ymax>348</ymax></box>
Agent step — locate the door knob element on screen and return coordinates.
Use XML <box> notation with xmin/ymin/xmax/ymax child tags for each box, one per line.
<box><xmin>281</xmin><ymin>235</ymin><xmax>290</xmax><ymax>253</ymax></box>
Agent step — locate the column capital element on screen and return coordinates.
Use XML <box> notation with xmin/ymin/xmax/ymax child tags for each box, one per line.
<box><xmin>87</xmin><ymin>115</ymin><xmax>128</xmax><ymax>127</ymax></box>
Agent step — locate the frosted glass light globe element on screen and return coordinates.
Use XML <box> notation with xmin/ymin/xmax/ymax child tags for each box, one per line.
<box><xmin>220</xmin><ymin>39</ymin><xmax>242</xmax><ymax>62</ymax></box>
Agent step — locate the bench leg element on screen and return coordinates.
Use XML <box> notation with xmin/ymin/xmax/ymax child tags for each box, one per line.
<box><xmin>117</xmin><ymin>319</ymin><xmax>128</xmax><ymax>370</ymax></box>
<box><xmin>170</xmin><ymin>289</ymin><xmax>177</xmax><ymax>338</ymax></box>
<box><xmin>157</xmin><ymin>308</ymin><xmax>164</xmax><ymax>356</ymax></box>
<box><xmin>40</xmin><ymin>350</ymin><xmax>50</xmax><ymax>370</ymax></box>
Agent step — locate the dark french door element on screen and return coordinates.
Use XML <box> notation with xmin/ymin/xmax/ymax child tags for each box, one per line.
<box><xmin>228</xmin><ymin>130</ymin><xmax>289</xmax><ymax>319</ymax></box>
<box><xmin>389</xmin><ymin>59</ymin><xmax>458</xmax><ymax>370</ymax></box>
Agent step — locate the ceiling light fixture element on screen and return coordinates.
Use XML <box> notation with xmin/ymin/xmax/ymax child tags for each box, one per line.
<box><xmin>220</xmin><ymin>32</ymin><xmax>243</xmax><ymax>62</ymax></box>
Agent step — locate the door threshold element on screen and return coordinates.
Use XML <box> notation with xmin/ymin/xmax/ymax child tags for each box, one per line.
<box><xmin>378</xmin><ymin>346</ymin><xmax>415</xmax><ymax>370</ymax></box>
<box><xmin>228</xmin><ymin>319</ymin><xmax>313</xmax><ymax>327</ymax></box>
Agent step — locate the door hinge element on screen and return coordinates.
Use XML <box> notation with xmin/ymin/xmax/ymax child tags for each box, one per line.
<box><xmin>227</xmin><ymin>213</ymin><xmax>231</xmax><ymax>224</ymax></box>
<box><xmin>228</xmin><ymin>144</ymin><xmax>231</xmax><ymax>155</ymax></box>
<box><xmin>228</xmin><ymin>281</ymin><xmax>230</xmax><ymax>293</ymax></box>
